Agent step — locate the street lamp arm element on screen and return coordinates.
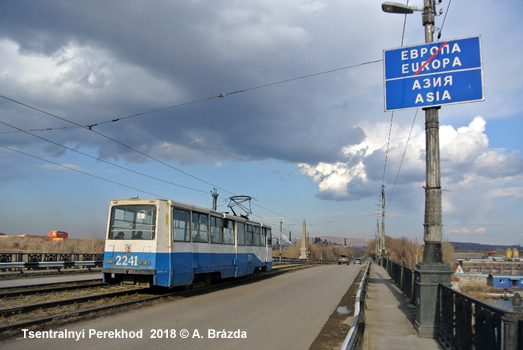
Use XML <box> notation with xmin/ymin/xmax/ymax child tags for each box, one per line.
<box><xmin>381</xmin><ymin>2</ymin><xmax>421</xmax><ymax>14</ymax></box>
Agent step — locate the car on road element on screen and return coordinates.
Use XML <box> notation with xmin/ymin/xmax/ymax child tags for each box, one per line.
<box><xmin>337</xmin><ymin>255</ymin><xmax>350</xmax><ymax>265</ymax></box>
<box><xmin>354</xmin><ymin>258</ymin><xmax>362</xmax><ymax>264</ymax></box>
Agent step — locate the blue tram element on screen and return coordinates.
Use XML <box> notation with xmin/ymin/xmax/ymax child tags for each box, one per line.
<box><xmin>102</xmin><ymin>198</ymin><xmax>272</xmax><ymax>287</ymax></box>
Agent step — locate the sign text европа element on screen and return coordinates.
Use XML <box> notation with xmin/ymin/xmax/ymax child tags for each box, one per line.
<box><xmin>383</xmin><ymin>36</ymin><xmax>484</xmax><ymax>111</ymax></box>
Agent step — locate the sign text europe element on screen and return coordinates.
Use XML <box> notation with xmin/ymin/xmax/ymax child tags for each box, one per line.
<box><xmin>383</xmin><ymin>36</ymin><xmax>484</xmax><ymax>111</ymax></box>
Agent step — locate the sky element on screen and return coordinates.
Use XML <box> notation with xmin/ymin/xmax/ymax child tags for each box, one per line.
<box><xmin>1</xmin><ymin>0</ymin><xmax>522</xmax><ymax>246</ymax></box>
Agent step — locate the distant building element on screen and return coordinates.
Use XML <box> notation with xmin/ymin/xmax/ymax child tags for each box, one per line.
<box><xmin>459</xmin><ymin>260</ymin><xmax>523</xmax><ymax>276</ymax></box>
<box><xmin>453</xmin><ymin>264</ymin><xmax>489</xmax><ymax>287</ymax></box>
<box><xmin>488</xmin><ymin>275</ymin><xmax>523</xmax><ymax>288</ymax></box>
<box><xmin>455</xmin><ymin>252</ymin><xmax>483</xmax><ymax>261</ymax></box>
<box><xmin>14</xmin><ymin>234</ymin><xmax>65</xmax><ymax>242</ymax></box>
<box><xmin>48</xmin><ymin>231</ymin><xmax>69</xmax><ymax>239</ymax></box>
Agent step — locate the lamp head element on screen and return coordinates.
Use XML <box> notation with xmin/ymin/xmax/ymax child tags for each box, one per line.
<box><xmin>381</xmin><ymin>2</ymin><xmax>417</xmax><ymax>14</ymax></box>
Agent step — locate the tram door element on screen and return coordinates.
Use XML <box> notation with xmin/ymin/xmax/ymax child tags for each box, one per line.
<box><xmin>171</xmin><ymin>208</ymin><xmax>193</xmax><ymax>286</ymax></box>
<box><xmin>191</xmin><ymin>212</ymin><xmax>211</xmax><ymax>273</ymax></box>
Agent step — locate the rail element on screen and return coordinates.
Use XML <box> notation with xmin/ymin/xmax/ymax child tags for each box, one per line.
<box><xmin>340</xmin><ymin>260</ymin><xmax>372</xmax><ymax>350</ymax></box>
<box><xmin>1</xmin><ymin>253</ymin><xmax>313</xmax><ymax>265</ymax></box>
<box><xmin>273</xmin><ymin>258</ymin><xmax>315</xmax><ymax>264</ymax></box>
<box><xmin>0</xmin><ymin>260</ymin><xmax>102</xmax><ymax>271</ymax></box>
<box><xmin>381</xmin><ymin>258</ymin><xmax>523</xmax><ymax>349</ymax></box>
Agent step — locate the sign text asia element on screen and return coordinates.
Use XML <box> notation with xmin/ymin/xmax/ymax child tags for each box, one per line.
<box><xmin>383</xmin><ymin>36</ymin><xmax>484</xmax><ymax>111</ymax></box>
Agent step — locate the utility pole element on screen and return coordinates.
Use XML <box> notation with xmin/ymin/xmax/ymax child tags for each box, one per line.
<box><xmin>415</xmin><ymin>0</ymin><xmax>452</xmax><ymax>338</ymax></box>
<box><xmin>381</xmin><ymin>184</ymin><xmax>386</xmax><ymax>265</ymax></box>
<box><xmin>211</xmin><ymin>188</ymin><xmax>219</xmax><ymax>211</ymax></box>
<box><xmin>420</xmin><ymin>0</ymin><xmax>444</xmax><ymax>265</ymax></box>
<box><xmin>381</xmin><ymin>0</ymin><xmax>457</xmax><ymax>339</ymax></box>
<box><xmin>279</xmin><ymin>219</ymin><xmax>282</xmax><ymax>263</ymax></box>
<box><xmin>376</xmin><ymin>219</ymin><xmax>380</xmax><ymax>260</ymax></box>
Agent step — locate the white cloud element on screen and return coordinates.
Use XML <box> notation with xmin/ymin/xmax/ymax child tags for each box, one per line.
<box><xmin>489</xmin><ymin>187</ymin><xmax>523</xmax><ymax>198</ymax></box>
<box><xmin>1</xmin><ymin>1</ymin><xmax>522</xmax><ymax>244</ymax></box>
<box><xmin>0</xmin><ymin>38</ymin><xmax>183</xmax><ymax>112</ymax></box>
<box><xmin>447</xmin><ymin>227</ymin><xmax>486</xmax><ymax>235</ymax></box>
<box><xmin>300</xmin><ymin>116</ymin><xmax>523</xmax><ymax>209</ymax></box>
<box><xmin>299</xmin><ymin>160</ymin><xmax>367</xmax><ymax>200</ymax></box>
<box><xmin>440</xmin><ymin>116</ymin><xmax>488</xmax><ymax>163</ymax></box>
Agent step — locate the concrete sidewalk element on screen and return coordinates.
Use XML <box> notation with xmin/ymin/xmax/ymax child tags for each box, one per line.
<box><xmin>363</xmin><ymin>264</ymin><xmax>443</xmax><ymax>350</ymax></box>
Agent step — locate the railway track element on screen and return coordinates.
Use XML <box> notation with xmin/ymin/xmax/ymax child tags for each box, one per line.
<box><xmin>0</xmin><ymin>263</ymin><xmax>313</xmax><ymax>339</ymax></box>
<box><xmin>0</xmin><ymin>279</ymin><xmax>106</xmax><ymax>298</ymax></box>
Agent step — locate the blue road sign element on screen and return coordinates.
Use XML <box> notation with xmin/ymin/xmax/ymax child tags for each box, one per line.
<box><xmin>383</xmin><ymin>36</ymin><xmax>484</xmax><ymax>111</ymax></box>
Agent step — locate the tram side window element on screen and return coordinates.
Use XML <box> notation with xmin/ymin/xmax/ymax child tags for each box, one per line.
<box><xmin>253</xmin><ymin>225</ymin><xmax>261</xmax><ymax>246</ymax></box>
<box><xmin>245</xmin><ymin>224</ymin><xmax>253</xmax><ymax>246</ymax></box>
<box><xmin>210</xmin><ymin>216</ymin><xmax>223</xmax><ymax>244</ymax></box>
<box><xmin>237</xmin><ymin>222</ymin><xmax>245</xmax><ymax>246</ymax></box>
<box><xmin>261</xmin><ymin>228</ymin><xmax>266</xmax><ymax>246</ymax></box>
<box><xmin>223</xmin><ymin>219</ymin><xmax>234</xmax><ymax>245</ymax></box>
<box><xmin>173</xmin><ymin>208</ymin><xmax>191</xmax><ymax>242</ymax></box>
<box><xmin>266</xmin><ymin>229</ymin><xmax>272</xmax><ymax>245</ymax></box>
<box><xmin>192</xmin><ymin>212</ymin><xmax>209</xmax><ymax>242</ymax></box>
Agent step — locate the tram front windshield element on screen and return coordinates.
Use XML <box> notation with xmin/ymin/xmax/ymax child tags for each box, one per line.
<box><xmin>108</xmin><ymin>205</ymin><xmax>156</xmax><ymax>240</ymax></box>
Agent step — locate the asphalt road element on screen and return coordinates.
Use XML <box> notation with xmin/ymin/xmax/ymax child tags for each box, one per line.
<box><xmin>1</xmin><ymin>264</ymin><xmax>360</xmax><ymax>350</ymax></box>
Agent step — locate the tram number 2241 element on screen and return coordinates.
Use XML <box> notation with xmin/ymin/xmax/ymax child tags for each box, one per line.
<box><xmin>115</xmin><ymin>255</ymin><xmax>139</xmax><ymax>266</ymax></box>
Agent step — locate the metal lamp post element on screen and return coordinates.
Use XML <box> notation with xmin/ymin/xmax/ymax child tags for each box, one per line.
<box><xmin>382</xmin><ymin>0</ymin><xmax>452</xmax><ymax>338</ymax></box>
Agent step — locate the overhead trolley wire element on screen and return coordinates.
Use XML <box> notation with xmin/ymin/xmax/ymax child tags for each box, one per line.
<box><xmin>437</xmin><ymin>0</ymin><xmax>453</xmax><ymax>40</ymax></box>
<box><xmin>376</xmin><ymin>0</ymin><xmax>410</xmax><ymax>222</ymax></box>
<box><xmin>0</xmin><ymin>120</ymin><xmax>209</xmax><ymax>194</ymax></box>
<box><xmin>386</xmin><ymin>109</ymin><xmax>419</xmax><ymax>210</ymax></box>
<box><xmin>0</xmin><ymin>59</ymin><xmax>383</xmax><ymax>133</ymax></box>
<box><xmin>86</xmin><ymin>59</ymin><xmax>383</xmax><ymax>129</ymax></box>
<box><xmin>0</xmin><ymin>94</ymin><xmax>233</xmax><ymax>196</ymax></box>
<box><xmin>0</xmin><ymin>96</ymin><xmax>301</xmax><ymax>224</ymax></box>
<box><xmin>0</xmin><ymin>97</ymin><xmax>301</xmax><ymax>225</ymax></box>
<box><xmin>380</xmin><ymin>111</ymin><xmax>394</xmax><ymax>196</ymax></box>
<box><xmin>307</xmin><ymin>213</ymin><xmax>379</xmax><ymax>226</ymax></box>
<box><xmin>0</xmin><ymin>58</ymin><xmax>384</xmax><ymax>229</ymax></box>
<box><xmin>0</xmin><ymin>143</ymin><xmax>165</xmax><ymax>199</ymax></box>
<box><xmin>377</xmin><ymin>0</ymin><xmax>445</xmax><ymax>223</ymax></box>
<box><xmin>401</xmin><ymin>0</ymin><xmax>410</xmax><ymax>46</ymax></box>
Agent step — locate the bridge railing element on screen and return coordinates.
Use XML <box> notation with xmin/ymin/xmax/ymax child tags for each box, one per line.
<box><xmin>340</xmin><ymin>260</ymin><xmax>372</xmax><ymax>350</ymax></box>
<box><xmin>381</xmin><ymin>258</ymin><xmax>523</xmax><ymax>349</ymax></box>
<box><xmin>383</xmin><ymin>257</ymin><xmax>416</xmax><ymax>302</ymax></box>
<box><xmin>0</xmin><ymin>260</ymin><xmax>103</xmax><ymax>272</ymax></box>
<box><xmin>0</xmin><ymin>252</ymin><xmax>104</xmax><ymax>263</ymax></box>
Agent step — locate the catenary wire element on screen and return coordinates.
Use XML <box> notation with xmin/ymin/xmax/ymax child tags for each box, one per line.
<box><xmin>380</xmin><ymin>111</ymin><xmax>394</xmax><ymax>198</ymax></box>
<box><xmin>386</xmin><ymin>109</ymin><xmax>419</xmax><ymax>210</ymax></box>
<box><xmin>401</xmin><ymin>0</ymin><xmax>410</xmax><ymax>46</ymax></box>
<box><xmin>86</xmin><ymin>59</ymin><xmax>383</xmax><ymax>129</ymax></box>
<box><xmin>0</xmin><ymin>94</ymin><xmax>233</xmax><ymax>196</ymax></box>
<box><xmin>0</xmin><ymin>120</ymin><xmax>208</xmax><ymax>194</ymax></box>
<box><xmin>0</xmin><ymin>58</ymin><xmax>383</xmax><ymax>229</ymax></box>
<box><xmin>0</xmin><ymin>59</ymin><xmax>383</xmax><ymax>133</ymax></box>
<box><xmin>0</xmin><ymin>143</ymin><xmax>165</xmax><ymax>199</ymax></box>
<box><xmin>438</xmin><ymin>0</ymin><xmax>452</xmax><ymax>40</ymax></box>
<box><xmin>0</xmin><ymin>101</ymin><xmax>301</xmax><ymax>225</ymax></box>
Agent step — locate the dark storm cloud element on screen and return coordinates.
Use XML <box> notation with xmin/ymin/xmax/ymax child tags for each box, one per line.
<box><xmin>0</xmin><ymin>0</ymin><xmax>375</xmax><ymax>166</ymax></box>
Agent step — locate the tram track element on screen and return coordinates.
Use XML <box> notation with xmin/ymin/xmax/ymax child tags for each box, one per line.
<box><xmin>0</xmin><ymin>279</ymin><xmax>106</xmax><ymax>298</ymax></box>
<box><xmin>0</xmin><ymin>262</ymin><xmax>314</xmax><ymax>339</ymax></box>
<box><xmin>0</xmin><ymin>285</ymin><xmax>147</xmax><ymax>318</ymax></box>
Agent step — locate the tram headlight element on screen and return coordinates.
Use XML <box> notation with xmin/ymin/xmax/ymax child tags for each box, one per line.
<box><xmin>139</xmin><ymin>261</ymin><xmax>151</xmax><ymax>266</ymax></box>
<box><xmin>106</xmin><ymin>260</ymin><xmax>116</xmax><ymax>264</ymax></box>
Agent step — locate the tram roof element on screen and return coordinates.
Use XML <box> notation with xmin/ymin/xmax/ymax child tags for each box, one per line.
<box><xmin>110</xmin><ymin>198</ymin><xmax>271</xmax><ymax>229</ymax></box>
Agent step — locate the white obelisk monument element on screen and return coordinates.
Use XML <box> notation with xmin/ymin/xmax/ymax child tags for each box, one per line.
<box><xmin>299</xmin><ymin>219</ymin><xmax>307</xmax><ymax>259</ymax></box>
